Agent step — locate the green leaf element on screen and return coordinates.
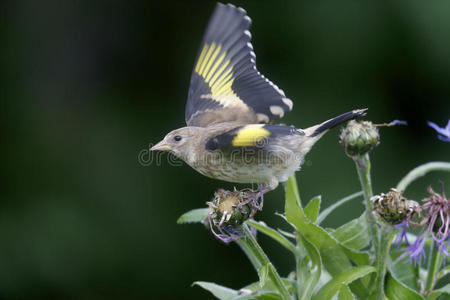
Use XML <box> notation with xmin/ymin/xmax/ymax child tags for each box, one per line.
<box><xmin>332</xmin><ymin>213</ymin><xmax>370</xmax><ymax>251</ymax></box>
<box><xmin>247</xmin><ymin>220</ymin><xmax>297</xmax><ymax>255</ymax></box>
<box><xmin>427</xmin><ymin>284</ymin><xmax>450</xmax><ymax>300</ymax></box>
<box><xmin>285</xmin><ymin>176</ymin><xmax>350</xmax><ymax>272</ymax></box>
<box><xmin>242</xmin><ymin>279</ymin><xmax>296</xmax><ymax>295</ymax></box>
<box><xmin>341</xmin><ymin>247</ymin><xmax>370</xmax><ymax>266</ymax></box>
<box><xmin>389</xmin><ymin>251</ymin><xmax>420</xmax><ymax>290</ymax></box>
<box><xmin>385</xmin><ymin>272</ymin><xmax>424</xmax><ymax>300</ymax></box>
<box><xmin>316</xmin><ymin>191</ymin><xmax>363</xmax><ymax>225</ymax></box>
<box><xmin>285</xmin><ymin>175</ymin><xmax>304</xmax><ymax>221</ymax></box>
<box><xmin>277</xmin><ymin>229</ymin><xmax>296</xmax><ymax>240</ymax></box>
<box><xmin>233</xmin><ymin>292</ymin><xmax>282</xmax><ymax>300</ymax></box>
<box><xmin>340</xmin><ymin>246</ymin><xmax>373</xmax><ymax>288</ymax></box>
<box><xmin>237</xmin><ymin>224</ymin><xmax>292</xmax><ymax>299</ymax></box>
<box><xmin>285</xmin><ymin>175</ymin><xmax>368</xmax><ymax>298</ymax></box>
<box><xmin>437</xmin><ymin>265</ymin><xmax>450</xmax><ymax>283</ymax></box>
<box><xmin>193</xmin><ymin>281</ymin><xmax>238</xmax><ymax>300</ymax></box>
<box><xmin>259</xmin><ymin>264</ymin><xmax>269</xmax><ymax>288</ymax></box>
<box><xmin>305</xmin><ymin>195</ymin><xmax>321</xmax><ymax>223</ymax></box>
<box><xmin>312</xmin><ymin>265</ymin><xmax>375</xmax><ymax>300</ymax></box>
<box><xmin>254</xmin><ymin>294</ymin><xmax>283</xmax><ymax>300</ymax></box>
<box><xmin>297</xmin><ymin>237</ymin><xmax>322</xmax><ymax>300</ymax></box>
<box><xmin>338</xmin><ymin>285</ymin><xmax>356</xmax><ymax>300</ymax></box>
<box><xmin>177</xmin><ymin>208</ymin><xmax>208</xmax><ymax>224</ymax></box>
<box><xmin>235</xmin><ymin>279</ymin><xmax>294</xmax><ymax>300</ymax></box>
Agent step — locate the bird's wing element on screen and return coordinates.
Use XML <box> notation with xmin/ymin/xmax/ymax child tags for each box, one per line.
<box><xmin>205</xmin><ymin>124</ymin><xmax>302</xmax><ymax>151</ymax></box>
<box><xmin>185</xmin><ymin>3</ymin><xmax>293</xmax><ymax>127</ymax></box>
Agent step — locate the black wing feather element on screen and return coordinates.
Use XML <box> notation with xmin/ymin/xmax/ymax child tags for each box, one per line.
<box><xmin>185</xmin><ymin>3</ymin><xmax>293</xmax><ymax>127</ymax></box>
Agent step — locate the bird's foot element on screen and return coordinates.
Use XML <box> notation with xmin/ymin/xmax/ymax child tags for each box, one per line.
<box><xmin>248</xmin><ymin>183</ymin><xmax>264</xmax><ymax>211</ymax></box>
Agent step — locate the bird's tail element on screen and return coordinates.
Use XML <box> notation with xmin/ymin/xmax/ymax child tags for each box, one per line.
<box><xmin>305</xmin><ymin>109</ymin><xmax>367</xmax><ymax>137</ymax></box>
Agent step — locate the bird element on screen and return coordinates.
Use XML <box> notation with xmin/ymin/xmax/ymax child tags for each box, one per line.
<box><xmin>151</xmin><ymin>2</ymin><xmax>366</xmax><ymax>194</ymax></box>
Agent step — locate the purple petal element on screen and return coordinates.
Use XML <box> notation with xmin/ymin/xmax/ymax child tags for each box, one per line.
<box><xmin>428</xmin><ymin>120</ymin><xmax>450</xmax><ymax>142</ymax></box>
<box><xmin>390</xmin><ymin>120</ymin><xmax>408</xmax><ymax>126</ymax></box>
<box><xmin>399</xmin><ymin>237</ymin><xmax>426</xmax><ymax>266</ymax></box>
<box><xmin>437</xmin><ymin>241</ymin><xmax>449</xmax><ymax>257</ymax></box>
<box><xmin>394</xmin><ymin>220</ymin><xmax>410</xmax><ymax>247</ymax></box>
<box><xmin>428</xmin><ymin>121</ymin><xmax>446</xmax><ymax>135</ymax></box>
<box><xmin>438</xmin><ymin>135</ymin><xmax>450</xmax><ymax>142</ymax></box>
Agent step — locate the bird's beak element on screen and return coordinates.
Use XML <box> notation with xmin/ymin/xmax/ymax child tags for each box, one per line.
<box><xmin>150</xmin><ymin>140</ymin><xmax>171</xmax><ymax>151</ymax></box>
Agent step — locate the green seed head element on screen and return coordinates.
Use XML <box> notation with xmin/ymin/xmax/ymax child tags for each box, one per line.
<box><xmin>339</xmin><ymin>120</ymin><xmax>380</xmax><ymax>156</ymax></box>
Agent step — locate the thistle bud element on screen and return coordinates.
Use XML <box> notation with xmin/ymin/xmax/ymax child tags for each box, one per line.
<box><xmin>339</xmin><ymin>120</ymin><xmax>379</xmax><ymax>156</ymax></box>
<box><xmin>371</xmin><ymin>188</ymin><xmax>420</xmax><ymax>225</ymax></box>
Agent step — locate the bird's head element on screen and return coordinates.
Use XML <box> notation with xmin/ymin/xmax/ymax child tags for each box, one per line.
<box><xmin>151</xmin><ymin>127</ymin><xmax>203</xmax><ymax>161</ymax></box>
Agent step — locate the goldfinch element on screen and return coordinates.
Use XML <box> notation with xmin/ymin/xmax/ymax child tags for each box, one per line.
<box><xmin>151</xmin><ymin>3</ymin><xmax>366</xmax><ymax>192</ymax></box>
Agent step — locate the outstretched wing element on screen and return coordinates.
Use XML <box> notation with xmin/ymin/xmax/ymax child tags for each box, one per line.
<box><xmin>185</xmin><ymin>3</ymin><xmax>293</xmax><ymax>127</ymax></box>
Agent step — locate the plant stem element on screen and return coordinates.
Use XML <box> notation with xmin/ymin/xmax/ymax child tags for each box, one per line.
<box><xmin>236</xmin><ymin>239</ymin><xmax>263</xmax><ymax>271</ymax></box>
<box><xmin>239</xmin><ymin>223</ymin><xmax>292</xmax><ymax>300</ymax></box>
<box><xmin>424</xmin><ymin>240</ymin><xmax>441</xmax><ymax>293</ymax></box>
<box><xmin>396</xmin><ymin>162</ymin><xmax>450</xmax><ymax>191</ymax></box>
<box><xmin>296</xmin><ymin>255</ymin><xmax>303</xmax><ymax>299</ymax></box>
<box><xmin>354</xmin><ymin>154</ymin><xmax>378</xmax><ymax>247</ymax></box>
<box><xmin>375</xmin><ymin>225</ymin><xmax>395</xmax><ymax>300</ymax></box>
<box><xmin>354</xmin><ymin>153</ymin><xmax>388</xmax><ymax>299</ymax></box>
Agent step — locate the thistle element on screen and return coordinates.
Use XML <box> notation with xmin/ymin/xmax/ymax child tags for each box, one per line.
<box><xmin>206</xmin><ymin>188</ymin><xmax>260</xmax><ymax>243</ymax></box>
<box><xmin>339</xmin><ymin>120</ymin><xmax>380</xmax><ymax>156</ymax></box>
<box><xmin>371</xmin><ymin>188</ymin><xmax>420</xmax><ymax>225</ymax></box>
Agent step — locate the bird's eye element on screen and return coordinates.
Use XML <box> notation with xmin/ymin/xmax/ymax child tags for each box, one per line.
<box><xmin>174</xmin><ymin>135</ymin><xmax>182</xmax><ymax>142</ymax></box>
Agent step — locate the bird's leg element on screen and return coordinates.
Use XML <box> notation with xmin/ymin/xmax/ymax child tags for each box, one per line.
<box><xmin>262</xmin><ymin>178</ymin><xmax>279</xmax><ymax>194</ymax></box>
<box><xmin>250</xmin><ymin>183</ymin><xmax>264</xmax><ymax>211</ymax></box>
<box><xmin>250</xmin><ymin>179</ymin><xmax>279</xmax><ymax>211</ymax></box>
<box><xmin>259</xmin><ymin>183</ymin><xmax>264</xmax><ymax>208</ymax></box>
<box><xmin>244</xmin><ymin>179</ymin><xmax>278</xmax><ymax>215</ymax></box>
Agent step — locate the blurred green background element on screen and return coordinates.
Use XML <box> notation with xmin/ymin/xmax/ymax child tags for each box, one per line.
<box><xmin>1</xmin><ymin>0</ymin><xmax>449</xmax><ymax>299</ymax></box>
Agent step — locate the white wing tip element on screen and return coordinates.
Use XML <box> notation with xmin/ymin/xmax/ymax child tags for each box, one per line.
<box><xmin>282</xmin><ymin>98</ymin><xmax>293</xmax><ymax>110</ymax></box>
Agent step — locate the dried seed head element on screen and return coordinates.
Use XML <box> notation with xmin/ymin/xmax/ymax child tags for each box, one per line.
<box><xmin>207</xmin><ymin>189</ymin><xmax>253</xmax><ymax>228</ymax></box>
<box><xmin>371</xmin><ymin>188</ymin><xmax>420</xmax><ymax>225</ymax></box>
<box><xmin>339</xmin><ymin>120</ymin><xmax>380</xmax><ymax>156</ymax></box>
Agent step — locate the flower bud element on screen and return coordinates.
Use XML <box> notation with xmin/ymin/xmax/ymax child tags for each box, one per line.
<box><xmin>339</xmin><ymin>120</ymin><xmax>380</xmax><ymax>156</ymax></box>
<box><xmin>207</xmin><ymin>189</ymin><xmax>253</xmax><ymax>228</ymax></box>
<box><xmin>371</xmin><ymin>188</ymin><xmax>420</xmax><ymax>225</ymax></box>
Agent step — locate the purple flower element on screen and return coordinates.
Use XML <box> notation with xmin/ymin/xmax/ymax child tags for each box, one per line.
<box><xmin>398</xmin><ymin>237</ymin><xmax>426</xmax><ymax>266</ymax></box>
<box><xmin>425</xmin><ymin>185</ymin><xmax>449</xmax><ymax>257</ymax></box>
<box><xmin>394</xmin><ymin>219</ymin><xmax>410</xmax><ymax>247</ymax></box>
<box><xmin>428</xmin><ymin>119</ymin><xmax>450</xmax><ymax>142</ymax></box>
<box><xmin>395</xmin><ymin>184</ymin><xmax>449</xmax><ymax>264</ymax></box>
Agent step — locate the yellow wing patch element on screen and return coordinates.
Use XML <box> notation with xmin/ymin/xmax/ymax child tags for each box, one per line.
<box><xmin>232</xmin><ymin>124</ymin><xmax>270</xmax><ymax>147</ymax></box>
<box><xmin>194</xmin><ymin>43</ymin><xmax>248</xmax><ymax>110</ymax></box>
